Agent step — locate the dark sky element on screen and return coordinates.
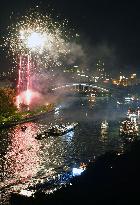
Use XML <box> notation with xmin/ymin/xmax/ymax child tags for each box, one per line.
<box><xmin>0</xmin><ymin>0</ymin><xmax>140</xmax><ymax>73</ymax></box>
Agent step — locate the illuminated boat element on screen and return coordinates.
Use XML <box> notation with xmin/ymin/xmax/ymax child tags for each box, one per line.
<box><xmin>119</xmin><ymin>119</ymin><xmax>139</xmax><ymax>139</ymax></box>
<box><xmin>36</xmin><ymin>122</ymin><xmax>78</xmax><ymax>139</ymax></box>
<box><xmin>101</xmin><ymin>120</ymin><xmax>108</xmax><ymax>130</ymax></box>
<box><xmin>47</xmin><ymin>122</ymin><xmax>78</xmax><ymax>136</ymax></box>
<box><xmin>72</xmin><ymin>163</ymin><xmax>86</xmax><ymax>176</ymax></box>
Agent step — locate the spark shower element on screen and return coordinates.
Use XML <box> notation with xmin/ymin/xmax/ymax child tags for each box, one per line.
<box><xmin>6</xmin><ymin>12</ymin><xmax>70</xmax><ymax>109</ymax></box>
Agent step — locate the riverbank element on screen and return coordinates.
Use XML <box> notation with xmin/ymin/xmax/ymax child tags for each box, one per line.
<box><xmin>11</xmin><ymin>139</ymin><xmax>140</xmax><ymax>205</ymax></box>
<box><xmin>0</xmin><ymin>104</ymin><xmax>54</xmax><ymax>129</ymax></box>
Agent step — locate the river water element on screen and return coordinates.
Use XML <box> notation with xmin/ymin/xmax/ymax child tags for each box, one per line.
<box><xmin>0</xmin><ymin>96</ymin><xmax>127</xmax><ymax>204</ymax></box>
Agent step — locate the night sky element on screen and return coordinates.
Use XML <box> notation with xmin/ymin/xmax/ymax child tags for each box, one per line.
<box><xmin>0</xmin><ymin>0</ymin><xmax>140</xmax><ymax>73</ymax></box>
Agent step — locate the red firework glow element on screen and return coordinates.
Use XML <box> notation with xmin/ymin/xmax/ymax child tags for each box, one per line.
<box><xmin>16</xmin><ymin>87</ymin><xmax>46</xmax><ymax>108</ymax></box>
<box><xmin>16</xmin><ymin>91</ymin><xmax>32</xmax><ymax>109</ymax></box>
<box><xmin>8</xmin><ymin>13</ymin><xmax>70</xmax><ymax>110</ymax></box>
<box><xmin>16</xmin><ymin>54</ymin><xmax>33</xmax><ymax>109</ymax></box>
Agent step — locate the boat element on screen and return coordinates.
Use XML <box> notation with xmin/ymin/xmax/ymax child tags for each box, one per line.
<box><xmin>21</xmin><ymin>125</ymin><xmax>27</xmax><ymax>132</ymax></box>
<box><xmin>35</xmin><ymin>122</ymin><xmax>78</xmax><ymax>139</ymax></box>
<box><xmin>127</xmin><ymin>107</ymin><xmax>140</xmax><ymax>124</ymax></box>
<box><xmin>47</xmin><ymin>122</ymin><xmax>78</xmax><ymax>136</ymax></box>
<box><xmin>101</xmin><ymin>120</ymin><xmax>108</xmax><ymax>130</ymax></box>
<box><xmin>35</xmin><ymin>132</ymin><xmax>47</xmax><ymax>140</ymax></box>
<box><xmin>119</xmin><ymin>119</ymin><xmax>139</xmax><ymax>139</ymax></box>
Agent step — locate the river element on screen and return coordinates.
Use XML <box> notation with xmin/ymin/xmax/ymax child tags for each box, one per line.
<box><xmin>0</xmin><ymin>96</ymin><xmax>127</xmax><ymax>204</ymax></box>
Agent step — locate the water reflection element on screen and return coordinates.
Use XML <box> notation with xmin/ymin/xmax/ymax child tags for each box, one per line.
<box><xmin>38</xmin><ymin>131</ymin><xmax>75</xmax><ymax>174</ymax></box>
<box><xmin>62</xmin><ymin>131</ymin><xmax>74</xmax><ymax>142</ymax></box>
<box><xmin>100</xmin><ymin>129</ymin><xmax>108</xmax><ymax>142</ymax></box>
<box><xmin>0</xmin><ymin>96</ymin><xmax>130</xmax><ymax>204</ymax></box>
<box><xmin>3</xmin><ymin>123</ymin><xmax>40</xmax><ymax>186</ymax></box>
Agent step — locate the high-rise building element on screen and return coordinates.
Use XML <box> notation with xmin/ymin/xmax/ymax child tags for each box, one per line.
<box><xmin>96</xmin><ymin>59</ymin><xmax>106</xmax><ymax>80</ymax></box>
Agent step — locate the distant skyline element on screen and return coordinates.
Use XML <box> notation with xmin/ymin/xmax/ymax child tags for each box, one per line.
<box><xmin>1</xmin><ymin>0</ymin><xmax>140</xmax><ymax>73</ymax></box>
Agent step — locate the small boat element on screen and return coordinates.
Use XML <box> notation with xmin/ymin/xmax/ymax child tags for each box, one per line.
<box><xmin>119</xmin><ymin>119</ymin><xmax>139</xmax><ymax>140</ymax></box>
<box><xmin>101</xmin><ymin>120</ymin><xmax>108</xmax><ymax>130</ymax></box>
<box><xmin>21</xmin><ymin>125</ymin><xmax>27</xmax><ymax>132</ymax></box>
<box><xmin>35</xmin><ymin>133</ymin><xmax>46</xmax><ymax>140</ymax></box>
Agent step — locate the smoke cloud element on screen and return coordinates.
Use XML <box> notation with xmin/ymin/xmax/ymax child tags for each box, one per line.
<box><xmin>29</xmin><ymin>38</ymin><xmax>118</xmax><ymax>107</ymax></box>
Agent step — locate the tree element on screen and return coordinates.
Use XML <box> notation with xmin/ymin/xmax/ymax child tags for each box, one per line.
<box><xmin>0</xmin><ymin>88</ymin><xmax>17</xmax><ymax>117</ymax></box>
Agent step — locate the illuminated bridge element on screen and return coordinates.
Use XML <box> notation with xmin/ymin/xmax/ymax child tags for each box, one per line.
<box><xmin>52</xmin><ymin>83</ymin><xmax>110</xmax><ymax>95</ymax></box>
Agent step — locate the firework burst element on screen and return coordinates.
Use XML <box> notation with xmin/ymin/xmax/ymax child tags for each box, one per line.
<box><xmin>5</xmin><ymin>11</ymin><xmax>71</xmax><ymax>109</ymax></box>
<box><xmin>6</xmin><ymin>12</ymin><xmax>70</xmax><ymax>67</ymax></box>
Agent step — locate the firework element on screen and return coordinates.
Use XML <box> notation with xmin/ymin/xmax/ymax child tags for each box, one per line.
<box><xmin>5</xmin><ymin>12</ymin><xmax>70</xmax><ymax>109</ymax></box>
<box><xmin>6</xmin><ymin>12</ymin><xmax>70</xmax><ymax>67</ymax></box>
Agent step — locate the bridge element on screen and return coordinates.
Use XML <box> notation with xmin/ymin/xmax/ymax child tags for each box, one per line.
<box><xmin>52</xmin><ymin>83</ymin><xmax>110</xmax><ymax>95</ymax></box>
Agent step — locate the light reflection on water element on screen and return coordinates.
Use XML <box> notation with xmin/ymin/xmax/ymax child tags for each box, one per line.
<box><xmin>4</xmin><ymin>123</ymin><xmax>40</xmax><ymax>181</ymax></box>
<box><xmin>0</xmin><ymin>97</ymin><xmax>126</xmax><ymax>204</ymax></box>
